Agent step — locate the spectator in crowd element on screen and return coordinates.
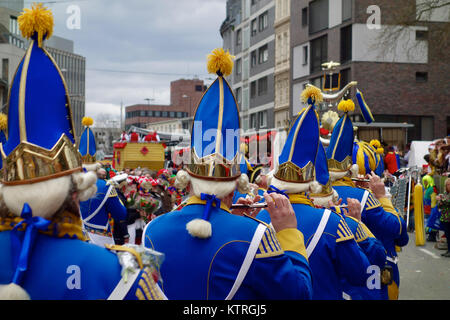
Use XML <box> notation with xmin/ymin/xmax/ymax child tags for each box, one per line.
<box><xmin>437</xmin><ymin>178</ymin><xmax>450</xmax><ymax>257</ymax></box>
<box><xmin>384</xmin><ymin>146</ymin><xmax>399</xmax><ymax>175</ymax></box>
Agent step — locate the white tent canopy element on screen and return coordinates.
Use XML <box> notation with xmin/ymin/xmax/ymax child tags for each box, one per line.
<box><xmin>408</xmin><ymin>140</ymin><xmax>432</xmax><ymax>168</ymax></box>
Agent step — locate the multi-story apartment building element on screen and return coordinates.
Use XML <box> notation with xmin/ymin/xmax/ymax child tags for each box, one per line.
<box><xmin>274</xmin><ymin>0</ymin><xmax>291</xmax><ymax>129</ymax></box>
<box><xmin>291</xmin><ymin>0</ymin><xmax>450</xmax><ymax>148</ymax></box>
<box><xmin>125</xmin><ymin>78</ymin><xmax>206</xmax><ymax>130</ymax></box>
<box><xmin>221</xmin><ymin>0</ymin><xmax>276</xmax><ymax>132</ymax></box>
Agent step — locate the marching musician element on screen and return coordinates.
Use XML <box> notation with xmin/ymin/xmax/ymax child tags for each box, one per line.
<box><xmin>143</xmin><ymin>48</ymin><xmax>313</xmax><ymax>300</ymax></box>
<box><xmin>257</xmin><ymin>86</ymin><xmax>371</xmax><ymax>300</ymax></box>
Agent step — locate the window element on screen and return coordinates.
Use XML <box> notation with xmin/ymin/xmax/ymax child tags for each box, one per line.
<box><xmin>251</xmin><ymin>50</ymin><xmax>257</xmax><ymax>67</ymax></box>
<box><xmin>140</xmin><ymin>110</ymin><xmax>146</xmax><ymax>117</ymax></box>
<box><xmin>9</xmin><ymin>16</ymin><xmax>18</xmax><ymax>35</ymax></box>
<box><xmin>309</xmin><ymin>0</ymin><xmax>329</xmax><ymax>34</ymax></box>
<box><xmin>2</xmin><ymin>58</ymin><xmax>8</xmax><ymax>80</ymax></box>
<box><xmin>250</xmin><ymin>113</ymin><xmax>257</xmax><ymax>128</ymax></box>
<box><xmin>310</xmin><ymin>35</ymin><xmax>327</xmax><ymax>73</ymax></box>
<box><xmin>235</xmin><ymin>87</ymin><xmax>242</xmax><ymax>104</ymax></box>
<box><xmin>154</xmin><ymin>111</ymin><xmax>161</xmax><ymax>117</ymax></box>
<box><xmin>258</xmin><ymin>11</ymin><xmax>268</xmax><ymax>32</ymax></box>
<box><xmin>259</xmin><ymin>111</ymin><xmax>267</xmax><ymax>128</ymax></box>
<box><xmin>416</xmin><ymin>30</ymin><xmax>428</xmax><ymax>41</ymax></box>
<box><xmin>258</xmin><ymin>44</ymin><xmax>268</xmax><ymax>64</ymax></box>
<box><xmin>258</xmin><ymin>76</ymin><xmax>268</xmax><ymax>96</ymax></box>
<box><xmin>162</xmin><ymin>111</ymin><xmax>168</xmax><ymax>117</ymax></box>
<box><xmin>302</xmin><ymin>45</ymin><xmax>308</xmax><ymax>65</ymax></box>
<box><xmin>301</xmin><ymin>7</ymin><xmax>308</xmax><ymax>27</ymax></box>
<box><xmin>236</xmin><ymin>29</ymin><xmax>242</xmax><ymax>46</ymax></box>
<box><xmin>250</xmin><ymin>81</ymin><xmax>257</xmax><ymax>98</ymax></box>
<box><xmin>251</xmin><ymin>19</ymin><xmax>258</xmax><ymax>36</ymax></box>
<box><xmin>416</xmin><ymin>72</ymin><xmax>428</xmax><ymax>82</ymax></box>
<box><xmin>340</xmin><ymin>25</ymin><xmax>352</xmax><ymax>63</ymax></box>
<box><xmin>235</xmin><ymin>58</ymin><xmax>242</xmax><ymax>75</ymax></box>
<box><xmin>148</xmin><ymin>111</ymin><xmax>153</xmax><ymax>117</ymax></box>
<box><xmin>342</xmin><ymin>0</ymin><xmax>352</xmax><ymax>22</ymax></box>
<box><xmin>177</xmin><ymin>112</ymin><xmax>183</xmax><ymax>118</ymax></box>
<box><xmin>170</xmin><ymin>111</ymin><xmax>175</xmax><ymax>117</ymax></box>
<box><xmin>195</xmin><ymin>85</ymin><xmax>203</xmax><ymax>91</ymax></box>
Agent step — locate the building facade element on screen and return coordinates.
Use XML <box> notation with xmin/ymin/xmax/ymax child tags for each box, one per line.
<box><xmin>221</xmin><ymin>0</ymin><xmax>276</xmax><ymax>132</ymax></box>
<box><xmin>290</xmin><ymin>0</ymin><xmax>450</xmax><ymax>148</ymax></box>
<box><xmin>91</xmin><ymin>127</ymin><xmax>122</xmax><ymax>159</ymax></box>
<box><xmin>125</xmin><ymin>78</ymin><xmax>206</xmax><ymax>130</ymax></box>
<box><xmin>274</xmin><ymin>0</ymin><xmax>291</xmax><ymax>130</ymax></box>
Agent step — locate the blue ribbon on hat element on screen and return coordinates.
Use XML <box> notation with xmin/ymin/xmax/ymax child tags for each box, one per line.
<box><xmin>200</xmin><ymin>193</ymin><xmax>221</xmax><ymax>221</ymax></box>
<box><xmin>267</xmin><ymin>185</ymin><xmax>289</xmax><ymax>199</ymax></box>
<box><xmin>11</xmin><ymin>203</ymin><xmax>51</xmax><ymax>285</ymax></box>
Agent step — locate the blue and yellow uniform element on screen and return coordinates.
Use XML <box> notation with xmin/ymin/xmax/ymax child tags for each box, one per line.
<box><xmin>0</xmin><ymin>210</ymin><xmax>163</xmax><ymax>300</ymax></box>
<box><xmin>339</xmin><ymin>214</ymin><xmax>387</xmax><ymax>300</ymax></box>
<box><xmin>144</xmin><ymin>196</ymin><xmax>313</xmax><ymax>300</ymax></box>
<box><xmin>257</xmin><ymin>195</ymin><xmax>371</xmax><ymax>300</ymax></box>
<box><xmin>333</xmin><ymin>181</ymin><xmax>407</xmax><ymax>299</ymax></box>
<box><xmin>80</xmin><ymin>179</ymin><xmax>128</xmax><ymax>239</ymax></box>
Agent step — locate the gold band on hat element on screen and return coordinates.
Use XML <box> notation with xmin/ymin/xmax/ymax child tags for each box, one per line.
<box><xmin>310</xmin><ymin>180</ymin><xmax>334</xmax><ymax>197</ymax></box>
<box><xmin>187</xmin><ymin>151</ymin><xmax>241</xmax><ymax>181</ymax></box>
<box><xmin>273</xmin><ymin>161</ymin><xmax>315</xmax><ymax>183</ymax></box>
<box><xmin>327</xmin><ymin>155</ymin><xmax>352</xmax><ymax>172</ymax></box>
<box><xmin>0</xmin><ymin>134</ymin><xmax>82</xmax><ymax>185</ymax></box>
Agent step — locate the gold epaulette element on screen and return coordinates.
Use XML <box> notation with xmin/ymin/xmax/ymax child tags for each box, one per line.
<box><xmin>255</xmin><ymin>225</ymin><xmax>284</xmax><ymax>259</ymax></box>
<box><xmin>365</xmin><ymin>192</ymin><xmax>382</xmax><ymax>211</ymax></box>
<box><xmin>336</xmin><ymin>218</ymin><xmax>355</xmax><ymax>243</ymax></box>
<box><xmin>354</xmin><ymin>221</ymin><xmax>369</xmax><ymax>242</ymax></box>
<box><xmin>135</xmin><ymin>267</ymin><xmax>165</xmax><ymax>300</ymax></box>
<box><xmin>108</xmin><ymin>187</ymin><xmax>118</xmax><ymax>197</ymax></box>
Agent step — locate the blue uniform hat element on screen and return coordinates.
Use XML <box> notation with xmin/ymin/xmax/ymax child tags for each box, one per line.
<box><xmin>0</xmin><ymin>4</ymin><xmax>82</xmax><ymax>185</ymax></box>
<box><xmin>356</xmin><ymin>89</ymin><xmax>374</xmax><ymax>124</ymax></box>
<box><xmin>274</xmin><ymin>85</ymin><xmax>322</xmax><ymax>183</ymax></box>
<box><xmin>78</xmin><ymin>117</ymin><xmax>97</xmax><ymax>163</ymax></box>
<box><xmin>312</xmin><ymin>141</ymin><xmax>333</xmax><ymax>196</ymax></box>
<box><xmin>352</xmin><ymin>140</ymin><xmax>378</xmax><ymax>176</ymax></box>
<box><xmin>187</xmin><ymin>48</ymin><xmax>241</xmax><ymax>181</ymax></box>
<box><xmin>326</xmin><ymin>99</ymin><xmax>355</xmax><ymax>172</ymax></box>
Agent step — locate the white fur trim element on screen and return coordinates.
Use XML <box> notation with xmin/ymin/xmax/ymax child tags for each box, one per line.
<box><xmin>189</xmin><ymin>175</ymin><xmax>237</xmax><ymax>199</ymax></box>
<box><xmin>329</xmin><ymin>171</ymin><xmax>348</xmax><ymax>182</ymax></box>
<box><xmin>270</xmin><ymin>176</ymin><xmax>311</xmax><ymax>194</ymax></box>
<box><xmin>82</xmin><ymin>163</ymin><xmax>101</xmax><ymax>172</ymax></box>
<box><xmin>350</xmin><ymin>164</ymin><xmax>359</xmax><ymax>178</ymax></box>
<box><xmin>236</xmin><ymin>174</ymin><xmax>250</xmax><ymax>194</ymax></box>
<box><xmin>174</xmin><ymin>170</ymin><xmax>190</xmax><ymax>190</ymax></box>
<box><xmin>0</xmin><ymin>283</ymin><xmax>30</xmax><ymax>300</ymax></box>
<box><xmin>186</xmin><ymin>219</ymin><xmax>212</xmax><ymax>239</ymax></box>
<box><xmin>309</xmin><ymin>181</ymin><xmax>323</xmax><ymax>194</ymax></box>
<box><xmin>2</xmin><ymin>176</ymin><xmax>71</xmax><ymax>219</ymax></box>
<box><xmin>311</xmin><ymin>189</ymin><xmax>339</xmax><ymax>208</ymax></box>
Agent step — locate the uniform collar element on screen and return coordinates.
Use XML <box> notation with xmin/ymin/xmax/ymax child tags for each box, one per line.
<box><xmin>0</xmin><ymin>210</ymin><xmax>86</xmax><ymax>241</ymax></box>
<box><xmin>332</xmin><ymin>176</ymin><xmax>356</xmax><ymax>188</ymax></box>
<box><xmin>185</xmin><ymin>195</ymin><xmax>231</xmax><ymax>213</ymax></box>
<box><xmin>288</xmin><ymin>193</ymin><xmax>314</xmax><ymax>207</ymax></box>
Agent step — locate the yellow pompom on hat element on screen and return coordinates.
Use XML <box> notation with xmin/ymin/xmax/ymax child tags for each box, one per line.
<box><xmin>207</xmin><ymin>48</ymin><xmax>235</xmax><ymax>77</ymax></box>
<box><xmin>337</xmin><ymin>99</ymin><xmax>355</xmax><ymax>113</ymax></box>
<box><xmin>18</xmin><ymin>2</ymin><xmax>54</xmax><ymax>48</ymax></box>
<box><xmin>82</xmin><ymin>116</ymin><xmax>94</xmax><ymax>127</ymax></box>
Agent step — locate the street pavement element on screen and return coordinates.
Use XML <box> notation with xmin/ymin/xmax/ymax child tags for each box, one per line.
<box><xmin>398</xmin><ymin>231</ymin><xmax>450</xmax><ymax>300</ymax></box>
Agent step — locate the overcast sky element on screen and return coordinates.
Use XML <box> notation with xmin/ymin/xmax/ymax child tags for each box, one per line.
<box><xmin>42</xmin><ymin>0</ymin><xmax>227</xmax><ymax>123</ymax></box>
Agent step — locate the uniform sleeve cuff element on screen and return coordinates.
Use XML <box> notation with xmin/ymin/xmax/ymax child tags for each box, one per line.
<box><xmin>276</xmin><ymin>228</ymin><xmax>308</xmax><ymax>260</ymax></box>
